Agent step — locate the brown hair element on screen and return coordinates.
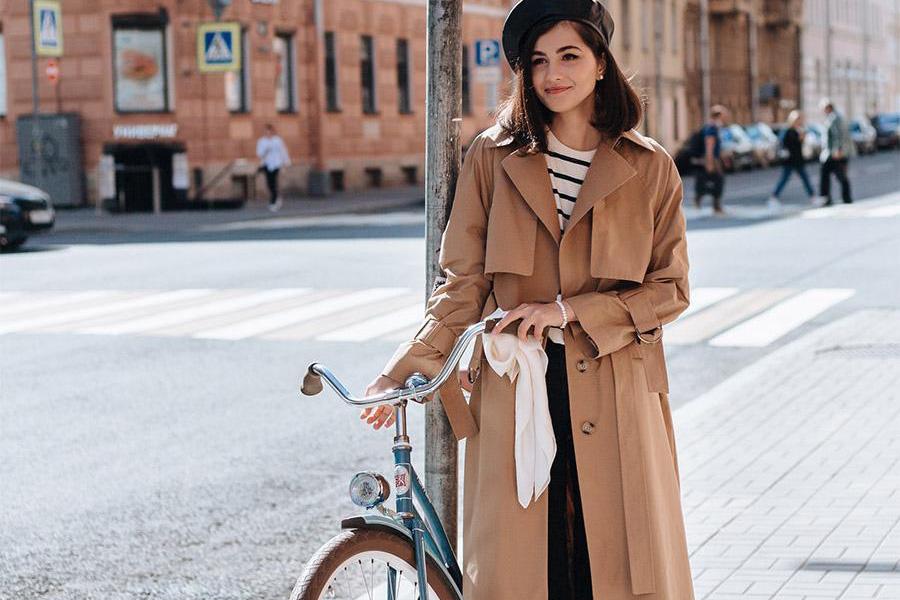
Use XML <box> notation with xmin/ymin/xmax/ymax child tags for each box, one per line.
<box><xmin>496</xmin><ymin>19</ymin><xmax>645</xmax><ymax>155</ymax></box>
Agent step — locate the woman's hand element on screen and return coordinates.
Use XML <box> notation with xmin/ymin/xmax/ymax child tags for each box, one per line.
<box><xmin>360</xmin><ymin>374</ymin><xmax>402</xmax><ymax>431</ymax></box>
<box><xmin>490</xmin><ymin>301</ymin><xmax>575</xmax><ymax>343</ymax></box>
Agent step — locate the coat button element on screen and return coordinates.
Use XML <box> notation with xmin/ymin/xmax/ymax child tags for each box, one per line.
<box><xmin>576</xmin><ymin>359</ymin><xmax>588</xmax><ymax>373</ymax></box>
<box><xmin>581</xmin><ymin>421</ymin><xmax>595</xmax><ymax>435</ymax></box>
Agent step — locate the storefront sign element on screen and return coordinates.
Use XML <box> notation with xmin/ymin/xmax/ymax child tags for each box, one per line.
<box><xmin>33</xmin><ymin>1</ymin><xmax>63</xmax><ymax>57</ymax></box>
<box><xmin>113</xmin><ymin>124</ymin><xmax>178</xmax><ymax>139</ymax></box>
<box><xmin>197</xmin><ymin>22</ymin><xmax>242</xmax><ymax>72</ymax></box>
<box><xmin>114</xmin><ymin>28</ymin><xmax>167</xmax><ymax>111</ymax></box>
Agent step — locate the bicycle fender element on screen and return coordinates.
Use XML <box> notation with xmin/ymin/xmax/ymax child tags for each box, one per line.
<box><xmin>341</xmin><ymin>515</ymin><xmax>463</xmax><ymax>599</ymax></box>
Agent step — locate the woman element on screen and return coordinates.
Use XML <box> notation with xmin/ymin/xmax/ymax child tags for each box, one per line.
<box><xmin>362</xmin><ymin>1</ymin><xmax>694</xmax><ymax>598</ymax></box>
<box><xmin>768</xmin><ymin>110</ymin><xmax>815</xmax><ymax>211</ymax></box>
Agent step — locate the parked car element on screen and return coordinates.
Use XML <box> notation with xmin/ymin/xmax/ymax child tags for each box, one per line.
<box><xmin>805</xmin><ymin>123</ymin><xmax>826</xmax><ymax>160</ymax></box>
<box><xmin>744</xmin><ymin>122</ymin><xmax>779</xmax><ymax>167</ymax></box>
<box><xmin>0</xmin><ymin>178</ymin><xmax>56</xmax><ymax>233</ymax></box>
<box><xmin>0</xmin><ymin>198</ymin><xmax>29</xmax><ymax>251</ymax></box>
<box><xmin>870</xmin><ymin>112</ymin><xmax>900</xmax><ymax>149</ymax></box>
<box><xmin>719</xmin><ymin>125</ymin><xmax>756</xmax><ymax>171</ymax></box>
<box><xmin>849</xmin><ymin>119</ymin><xmax>878</xmax><ymax>154</ymax></box>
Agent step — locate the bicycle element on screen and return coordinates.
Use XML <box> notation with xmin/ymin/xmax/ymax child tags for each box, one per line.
<box><xmin>293</xmin><ymin>317</ymin><xmax>509</xmax><ymax>600</ymax></box>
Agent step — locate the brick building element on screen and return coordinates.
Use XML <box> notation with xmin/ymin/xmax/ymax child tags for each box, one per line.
<box><xmin>0</xmin><ymin>0</ymin><xmax>510</xmax><ymax>209</ymax></box>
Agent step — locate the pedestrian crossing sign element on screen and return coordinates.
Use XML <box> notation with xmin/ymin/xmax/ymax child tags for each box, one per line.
<box><xmin>32</xmin><ymin>0</ymin><xmax>63</xmax><ymax>57</ymax></box>
<box><xmin>197</xmin><ymin>22</ymin><xmax>241</xmax><ymax>72</ymax></box>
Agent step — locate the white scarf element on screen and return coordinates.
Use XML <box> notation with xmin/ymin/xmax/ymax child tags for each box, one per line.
<box><xmin>482</xmin><ymin>308</ymin><xmax>556</xmax><ymax>508</ymax></box>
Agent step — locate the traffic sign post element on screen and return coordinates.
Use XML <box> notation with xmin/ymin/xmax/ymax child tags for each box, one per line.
<box><xmin>197</xmin><ymin>22</ymin><xmax>242</xmax><ymax>73</ymax></box>
<box><xmin>45</xmin><ymin>59</ymin><xmax>59</xmax><ymax>85</ymax></box>
<box><xmin>32</xmin><ymin>0</ymin><xmax>63</xmax><ymax>57</ymax></box>
<box><xmin>474</xmin><ymin>39</ymin><xmax>502</xmax><ymax>111</ymax></box>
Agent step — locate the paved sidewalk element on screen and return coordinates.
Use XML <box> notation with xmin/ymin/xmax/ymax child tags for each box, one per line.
<box><xmin>51</xmin><ymin>185</ymin><xmax>425</xmax><ymax>234</ymax></box>
<box><xmin>676</xmin><ymin>309</ymin><xmax>900</xmax><ymax>599</ymax></box>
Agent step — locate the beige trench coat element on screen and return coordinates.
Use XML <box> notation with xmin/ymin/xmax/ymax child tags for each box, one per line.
<box><xmin>381</xmin><ymin>123</ymin><xmax>695</xmax><ymax>600</ymax></box>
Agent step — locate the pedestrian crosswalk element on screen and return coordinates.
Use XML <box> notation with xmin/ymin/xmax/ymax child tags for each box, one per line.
<box><xmin>0</xmin><ymin>286</ymin><xmax>855</xmax><ymax>348</ymax></box>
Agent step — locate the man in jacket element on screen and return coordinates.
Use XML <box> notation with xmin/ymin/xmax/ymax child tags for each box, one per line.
<box><xmin>815</xmin><ymin>99</ymin><xmax>855</xmax><ymax>206</ymax></box>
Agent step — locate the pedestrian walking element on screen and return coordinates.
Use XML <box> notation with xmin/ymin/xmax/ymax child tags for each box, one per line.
<box><xmin>815</xmin><ymin>98</ymin><xmax>855</xmax><ymax>206</ymax></box>
<box><xmin>692</xmin><ymin>105</ymin><xmax>729</xmax><ymax>215</ymax></box>
<box><xmin>767</xmin><ymin>109</ymin><xmax>815</xmax><ymax>211</ymax></box>
<box><xmin>255</xmin><ymin>124</ymin><xmax>291</xmax><ymax>211</ymax></box>
<box><xmin>362</xmin><ymin>1</ymin><xmax>695</xmax><ymax>599</ymax></box>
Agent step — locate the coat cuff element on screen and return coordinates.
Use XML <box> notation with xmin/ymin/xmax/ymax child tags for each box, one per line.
<box><xmin>381</xmin><ymin>317</ymin><xmax>456</xmax><ymax>382</ymax></box>
<box><xmin>566</xmin><ymin>288</ymin><xmax>662</xmax><ymax>358</ymax></box>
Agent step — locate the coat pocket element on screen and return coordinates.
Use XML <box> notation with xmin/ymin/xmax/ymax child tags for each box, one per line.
<box><xmin>589</xmin><ymin>202</ymin><xmax>653</xmax><ymax>283</ymax></box>
<box><xmin>484</xmin><ymin>190</ymin><xmax>537</xmax><ymax>276</ymax></box>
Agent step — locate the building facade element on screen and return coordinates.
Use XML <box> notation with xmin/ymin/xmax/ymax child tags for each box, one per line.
<box><xmin>0</xmin><ymin>0</ymin><xmax>511</xmax><ymax>209</ymax></box>
<box><xmin>683</xmin><ymin>0</ymin><xmax>804</xmax><ymax>129</ymax></box>
<box><xmin>801</xmin><ymin>0</ymin><xmax>900</xmax><ymax>120</ymax></box>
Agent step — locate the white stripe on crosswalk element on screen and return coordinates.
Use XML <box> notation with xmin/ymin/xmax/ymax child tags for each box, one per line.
<box><xmin>708</xmin><ymin>288</ymin><xmax>855</xmax><ymax>347</ymax></box>
<box><xmin>864</xmin><ymin>204</ymin><xmax>900</xmax><ymax>218</ymax></box>
<box><xmin>193</xmin><ymin>288</ymin><xmax>409</xmax><ymax>340</ymax></box>
<box><xmin>666</xmin><ymin>289</ymin><xmax>796</xmax><ymax>345</ymax></box>
<box><xmin>680</xmin><ymin>287</ymin><xmax>740</xmax><ymax>318</ymax></box>
<box><xmin>317</xmin><ymin>304</ymin><xmax>425</xmax><ymax>342</ymax></box>
<box><xmin>76</xmin><ymin>289</ymin><xmax>313</xmax><ymax>335</ymax></box>
<box><xmin>0</xmin><ymin>290</ymin><xmax>216</xmax><ymax>334</ymax></box>
<box><xmin>0</xmin><ymin>290</ymin><xmax>116</xmax><ymax>318</ymax></box>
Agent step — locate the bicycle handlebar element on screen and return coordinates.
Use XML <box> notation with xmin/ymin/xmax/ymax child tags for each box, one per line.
<box><xmin>300</xmin><ymin>316</ymin><xmax>520</xmax><ymax>407</ymax></box>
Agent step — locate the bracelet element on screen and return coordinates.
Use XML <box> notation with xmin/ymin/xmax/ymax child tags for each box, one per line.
<box><xmin>555</xmin><ymin>298</ymin><xmax>569</xmax><ymax>329</ymax></box>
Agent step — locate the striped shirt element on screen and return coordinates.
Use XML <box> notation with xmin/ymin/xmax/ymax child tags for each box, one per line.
<box><xmin>544</xmin><ymin>129</ymin><xmax>597</xmax><ymax>235</ymax></box>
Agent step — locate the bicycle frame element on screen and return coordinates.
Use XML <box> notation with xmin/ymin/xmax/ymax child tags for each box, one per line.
<box><xmin>301</xmin><ymin>319</ymin><xmax>496</xmax><ymax>600</ymax></box>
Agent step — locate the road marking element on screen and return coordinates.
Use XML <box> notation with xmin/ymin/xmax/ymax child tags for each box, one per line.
<box><xmin>666</xmin><ymin>289</ymin><xmax>796</xmax><ymax>345</ymax></box>
<box><xmin>0</xmin><ymin>290</ymin><xmax>115</xmax><ymax>318</ymax></box>
<box><xmin>317</xmin><ymin>303</ymin><xmax>425</xmax><ymax>342</ymax></box>
<box><xmin>76</xmin><ymin>289</ymin><xmax>314</xmax><ymax>335</ymax></box>
<box><xmin>680</xmin><ymin>287</ymin><xmax>740</xmax><ymax>318</ymax></box>
<box><xmin>197</xmin><ymin>211</ymin><xmax>425</xmax><ymax>231</ymax></box>
<box><xmin>864</xmin><ymin>204</ymin><xmax>900</xmax><ymax>218</ymax></box>
<box><xmin>0</xmin><ymin>290</ymin><xmax>215</xmax><ymax>334</ymax></box>
<box><xmin>708</xmin><ymin>288</ymin><xmax>856</xmax><ymax>347</ymax></box>
<box><xmin>193</xmin><ymin>288</ymin><xmax>409</xmax><ymax>340</ymax></box>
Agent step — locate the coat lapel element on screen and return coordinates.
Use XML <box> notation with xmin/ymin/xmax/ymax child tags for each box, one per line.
<box><xmin>564</xmin><ymin>140</ymin><xmax>637</xmax><ymax>237</ymax></box>
<box><xmin>501</xmin><ymin>151</ymin><xmax>561</xmax><ymax>246</ymax></box>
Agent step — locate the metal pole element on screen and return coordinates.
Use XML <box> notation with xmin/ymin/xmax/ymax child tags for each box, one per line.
<box><xmin>652</xmin><ymin>0</ymin><xmax>663</xmax><ymax>141</ymax></box>
<box><xmin>825</xmin><ymin>0</ymin><xmax>833</xmax><ymax>98</ymax></box>
<box><xmin>861</xmin><ymin>0</ymin><xmax>870</xmax><ymax>117</ymax></box>
<box><xmin>748</xmin><ymin>9</ymin><xmax>759</xmax><ymax>122</ymax></box>
<box><xmin>425</xmin><ymin>0</ymin><xmax>462</xmax><ymax>551</ymax></box>
<box><xmin>699</xmin><ymin>0</ymin><xmax>711</xmax><ymax>120</ymax></box>
<box><xmin>29</xmin><ymin>0</ymin><xmax>42</xmax><ymax>187</ymax></box>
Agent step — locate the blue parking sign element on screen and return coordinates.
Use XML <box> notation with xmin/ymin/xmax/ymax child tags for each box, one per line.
<box><xmin>474</xmin><ymin>40</ymin><xmax>501</xmax><ymax>67</ymax></box>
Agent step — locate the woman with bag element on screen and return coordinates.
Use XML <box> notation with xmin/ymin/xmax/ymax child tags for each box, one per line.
<box><xmin>362</xmin><ymin>1</ymin><xmax>695</xmax><ymax>598</ymax></box>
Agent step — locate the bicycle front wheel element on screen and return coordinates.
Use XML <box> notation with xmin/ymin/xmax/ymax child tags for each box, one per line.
<box><xmin>291</xmin><ymin>528</ymin><xmax>459</xmax><ymax>600</ymax></box>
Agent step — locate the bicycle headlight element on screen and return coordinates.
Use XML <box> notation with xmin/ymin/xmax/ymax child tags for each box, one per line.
<box><xmin>349</xmin><ymin>472</ymin><xmax>390</xmax><ymax>509</ymax></box>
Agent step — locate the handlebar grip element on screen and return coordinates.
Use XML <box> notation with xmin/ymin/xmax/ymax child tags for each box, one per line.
<box><xmin>300</xmin><ymin>364</ymin><xmax>324</xmax><ymax>396</ymax></box>
<box><xmin>484</xmin><ymin>317</ymin><xmax>525</xmax><ymax>335</ymax></box>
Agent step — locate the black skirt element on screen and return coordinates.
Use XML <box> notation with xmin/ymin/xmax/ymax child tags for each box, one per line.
<box><xmin>545</xmin><ymin>340</ymin><xmax>594</xmax><ymax>599</ymax></box>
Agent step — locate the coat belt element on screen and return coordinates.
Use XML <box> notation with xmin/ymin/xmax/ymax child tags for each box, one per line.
<box><xmin>611</xmin><ymin>344</ymin><xmax>657</xmax><ymax>596</ymax></box>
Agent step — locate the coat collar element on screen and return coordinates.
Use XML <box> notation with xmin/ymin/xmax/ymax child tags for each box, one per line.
<box><xmin>488</xmin><ymin>124</ymin><xmax>655</xmax><ymax>245</ymax></box>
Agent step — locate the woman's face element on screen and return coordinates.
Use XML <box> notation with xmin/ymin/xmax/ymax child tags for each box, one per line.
<box><xmin>530</xmin><ymin>21</ymin><xmax>605</xmax><ymax>118</ymax></box>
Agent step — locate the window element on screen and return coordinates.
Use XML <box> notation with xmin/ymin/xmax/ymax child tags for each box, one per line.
<box><xmin>397</xmin><ymin>39</ymin><xmax>411</xmax><ymax>114</ymax></box>
<box><xmin>112</xmin><ymin>16</ymin><xmax>171</xmax><ymax>112</ymax></box>
<box><xmin>462</xmin><ymin>44</ymin><xmax>472</xmax><ymax>115</ymax></box>
<box><xmin>360</xmin><ymin>35</ymin><xmax>376</xmax><ymax>114</ymax></box>
<box><xmin>364</xmin><ymin>167</ymin><xmax>382</xmax><ymax>187</ymax></box>
<box><xmin>0</xmin><ymin>29</ymin><xmax>6</xmax><ymax>116</ymax></box>
<box><xmin>225</xmin><ymin>29</ymin><xmax>250</xmax><ymax>113</ymax></box>
<box><xmin>274</xmin><ymin>33</ymin><xmax>295</xmax><ymax>113</ymax></box>
<box><xmin>324</xmin><ymin>31</ymin><xmax>340</xmax><ymax>111</ymax></box>
<box><xmin>622</xmin><ymin>0</ymin><xmax>632</xmax><ymax>50</ymax></box>
<box><xmin>330</xmin><ymin>170</ymin><xmax>345</xmax><ymax>192</ymax></box>
<box><xmin>402</xmin><ymin>166</ymin><xmax>417</xmax><ymax>184</ymax></box>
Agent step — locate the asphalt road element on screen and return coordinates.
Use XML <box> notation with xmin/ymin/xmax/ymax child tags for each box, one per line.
<box><xmin>1</xmin><ymin>149</ymin><xmax>898</xmax><ymax>599</ymax></box>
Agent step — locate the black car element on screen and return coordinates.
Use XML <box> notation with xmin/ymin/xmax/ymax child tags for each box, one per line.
<box><xmin>0</xmin><ymin>200</ymin><xmax>29</xmax><ymax>251</ymax></box>
<box><xmin>0</xmin><ymin>178</ymin><xmax>56</xmax><ymax>233</ymax></box>
<box><xmin>870</xmin><ymin>112</ymin><xmax>900</xmax><ymax>149</ymax></box>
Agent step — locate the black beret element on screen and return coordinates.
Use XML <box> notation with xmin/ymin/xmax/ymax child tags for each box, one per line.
<box><xmin>502</xmin><ymin>0</ymin><xmax>615</xmax><ymax>68</ymax></box>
